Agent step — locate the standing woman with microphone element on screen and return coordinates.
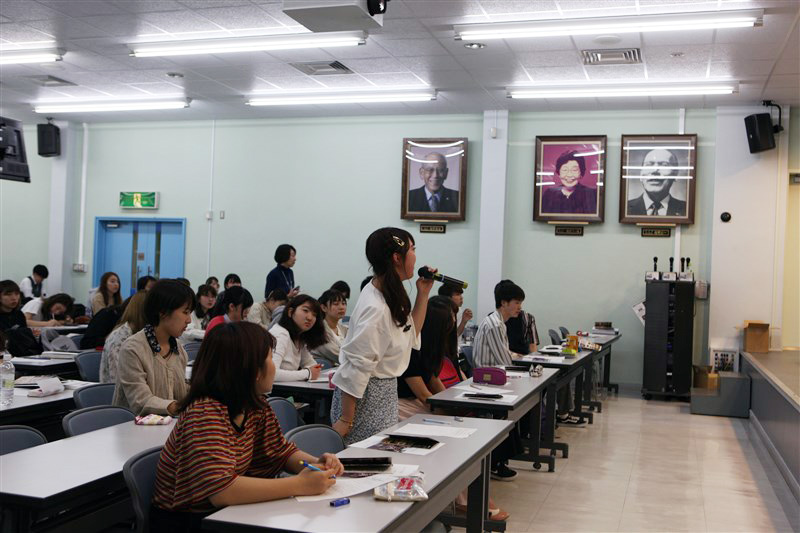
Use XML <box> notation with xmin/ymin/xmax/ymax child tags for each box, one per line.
<box><xmin>331</xmin><ymin>227</ymin><xmax>434</xmax><ymax>443</ymax></box>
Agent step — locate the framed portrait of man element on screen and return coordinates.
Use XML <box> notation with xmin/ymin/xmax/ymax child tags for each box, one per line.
<box><xmin>533</xmin><ymin>135</ymin><xmax>607</xmax><ymax>223</ymax></box>
<box><xmin>401</xmin><ymin>138</ymin><xmax>467</xmax><ymax>221</ymax></box>
<box><xmin>619</xmin><ymin>134</ymin><xmax>697</xmax><ymax>225</ymax></box>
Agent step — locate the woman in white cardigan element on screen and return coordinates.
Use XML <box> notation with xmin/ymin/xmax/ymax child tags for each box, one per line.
<box><xmin>268</xmin><ymin>295</ymin><xmax>327</xmax><ymax>382</ymax></box>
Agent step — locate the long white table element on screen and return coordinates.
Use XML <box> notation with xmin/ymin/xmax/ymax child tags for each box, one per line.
<box><xmin>1</xmin><ymin>389</ymin><xmax>78</xmax><ymax>440</ymax></box>
<box><xmin>203</xmin><ymin>414</ymin><xmax>514</xmax><ymax>533</ymax></box>
<box><xmin>0</xmin><ymin>421</ymin><xmax>174</xmax><ymax>532</ymax></box>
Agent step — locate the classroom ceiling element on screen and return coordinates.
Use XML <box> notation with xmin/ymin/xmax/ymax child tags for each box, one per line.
<box><xmin>0</xmin><ymin>0</ymin><xmax>798</xmax><ymax>123</ymax></box>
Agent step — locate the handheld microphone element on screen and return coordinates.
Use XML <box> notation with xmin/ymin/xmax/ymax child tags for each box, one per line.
<box><xmin>417</xmin><ymin>267</ymin><xmax>468</xmax><ymax>289</ymax></box>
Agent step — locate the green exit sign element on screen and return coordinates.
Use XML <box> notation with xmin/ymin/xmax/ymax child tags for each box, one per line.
<box><xmin>120</xmin><ymin>192</ymin><xmax>159</xmax><ymax>209</ymax></box>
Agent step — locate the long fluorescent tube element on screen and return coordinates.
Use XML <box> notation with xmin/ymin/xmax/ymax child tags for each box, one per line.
<box><xmin>454</xmin><ymin>9</ymin><xmax>762</xmax><ymax>40</ymax></box>
<box><xmin>247</xmin><ymin>89</ymin><xmax>436</xmax><ymax>106</ymax></box>
<box><xmin>507</xmin><ymin>81</ymin><xmax>738</xmax><ymax>99</ymax></box>
<box><xmin>0</xmin><ymin>48</ymin><xmax>64</xmax><ymax>65</ymax></box>
<box><xmin>34</xmin><ymin>99</ymin><xmax>190</xmax><ymax>113</ymax></box>
<box><xmin>130</xmin><ymin>31</ymin><xmax>365</xmax><ymax>58</ymax></box>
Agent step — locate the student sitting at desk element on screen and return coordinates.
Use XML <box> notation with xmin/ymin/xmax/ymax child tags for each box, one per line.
<box><xmin>22</xmin><ymin>293</ymin><xmax>74</xmax><ymax>328</ymax></box>
<box><xmin>181</xmin><ymin>284</ymin><xmax>217</xmax><ymax>342</ymax></box>
<box><xmin>246</xmin><ymin>289</ymin><xmax>287</xmax><ymax>331</ymax></box>
<box><xmin>137</xmin><ymin>275</ymin><xmax>157</xmax><ymax>292</ymax></box>
<box><xmin>100</xmin><ymin>292</ymin><xmax>147</xmax><ymax>384</ymax></box>
<box><xmin>113</xmin><ymin>280</ymin><xmax>194</xmax><ymax>416</ymax></box>
<box><xmin>472</xmin><ymin>280</ymin><xmax>525</xmax><ymax>368</ymax></box>
<box><xmin>19</xmin><ymin>264</ymin><xmax>48</xmax><ymax>304</ymax></box>
<box><xmin>437</xmin><ymin>284</ymin><xmax>473</xmax><ymax>338</ymax></box>
<box><xmin>310</xmin><ymin>289</ymin><xmax>348</xmax><ymax>368</ymax></box>
<box><xmin>206</xmin><ymin>286</ymin><xmax>253</xmax><ymax>333</ymax></box>
<box><xmin>152</xmin><ymin>322</ymin><xmax>342</xmax><ymax>531</ymax></box>
<box><xmin>91</xmin><ymin>272</ymin><xmax>122</xmax><ymax>315</ymax></box>
<box><xmin>269</xmin><ymin>295</ymin><xmax>326</xmax><ymax>382</ymax></box>
<box><xmin>79</xmin><ymin>297</ymin><xmax>129</xmax><ymax>349</ymax></box>
<box><xmin>0</xmin><ymin>281</ymin><xmax>26</xmax><ymax>332</ymax></box>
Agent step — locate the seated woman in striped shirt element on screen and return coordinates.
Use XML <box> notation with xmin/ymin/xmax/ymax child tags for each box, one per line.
<box><xmin>152</xmin><ymin>322</ymin><xmax>343</xmax><ymax>531</ymax></box>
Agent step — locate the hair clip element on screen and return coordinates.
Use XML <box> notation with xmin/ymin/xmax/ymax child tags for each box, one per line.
<box><xmin>392</xmin><ymin>235</ymin><xmax>405</xmax><ymax>248</ymax></box>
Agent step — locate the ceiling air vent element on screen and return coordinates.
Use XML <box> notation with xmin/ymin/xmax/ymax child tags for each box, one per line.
<box><xmin>22</xmin><ymin>75</ymin><xmax>76</xmax><ymax>87</ymax></box>
<box><xmin>290</xmin><ymin>61</ymin><xmax>353</xmax><ymax>76</ymax></box>
<box><xmin>582</xmin><ymin>48</ymin><xmax>642</xmax><ymax>66</ymax></box>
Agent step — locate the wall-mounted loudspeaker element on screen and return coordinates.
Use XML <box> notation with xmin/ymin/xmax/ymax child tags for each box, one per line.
<box><xmin>744</xmin><ymin>113</ymin><xmax>775</xmax><ymax>154</ymax></box>
<box><xmin>37</xmin><ymin>122</ymin><xmax>61</xmax><ymax>157</ymax></box>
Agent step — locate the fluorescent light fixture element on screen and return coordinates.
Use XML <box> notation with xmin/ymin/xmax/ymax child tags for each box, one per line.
<box><xmin>0</xmin><ymin>48</ymin><xmax>64</xmax><ymax>65</ymax></box>
<box><xmin>507</xmin><ymin>80</ymin><xmax>738</xmax><ymax>99</ymax></box>
<box><xmin>247</xmin><ymin>88</ymin><xmax>436</xmax><ymax>106</ymax></box>
<box><xmin>408</xmin><ymin>140</ymin><xmax>464</xmax><ymax>148</ymax></box>
<box><xmin>130</xmin><ymin>31</ymin><xmax>366</xmax><ymax>57</ymax></box>
<box><xmin>33</xmin><ymin>98</ymin><xmax>190</xmax><ymax>113</ymax></box>
<box><xmin>454</xmin><ymin>9</ymin><xmax>762</xmax><ymax>40</ymax></box>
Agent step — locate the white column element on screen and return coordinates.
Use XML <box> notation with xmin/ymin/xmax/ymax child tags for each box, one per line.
<box><xmin>46</xmin><ymin>121</ymin><xmax>79</xmax><ymax>295</ymax></box>
<box><xmin>476</xmin><ymin>110</ymin><xmax>509</xmax><ymax>319</ymax></box>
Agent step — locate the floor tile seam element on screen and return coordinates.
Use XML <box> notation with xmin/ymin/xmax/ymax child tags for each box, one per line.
<box><xmin>615</xmin><ymin>419</ymin><xmax>640</xmax><ymax>532</ymax></box>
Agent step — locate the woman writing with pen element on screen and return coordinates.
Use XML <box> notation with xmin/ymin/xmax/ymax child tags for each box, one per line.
<box><xmin>152</xmin><ymin>322</ymin><xmax>343</xmax><ymax>532</ymax></box>
<box><xmin>331</xmin><ymin>227</ymin><xmax>434</xmax><ymax>444</ymax></box>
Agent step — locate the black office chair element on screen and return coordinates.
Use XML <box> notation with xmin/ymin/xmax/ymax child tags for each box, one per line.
<box><xmin>62</xmin><ymin>406</ymin><xmax>135</xmax><ymax>437</ymax></box>
<box><xmin>123</xmin><ymin>446</ymin><xmax>162</xmax><ymax>533</ymax></box>
<box><xmin>0</xmin><ymin>425</ymin><xmax>47</xmax><ymax>455</ymax></box>
<box><xmin>285</xmin><ymin>424</ymin><xmax>345</xmax><ymax>457</ymax></box>
<box><xmin>548</xmin><ymin>329</ymin><xmax>562</xmax><ymax>346</ymax></box>
<box><xmin>559</xmin><ymin>326</ymin><xmax>570</xmax><ymax>339</ymax></box>
<box><xmin>267</xmin><ymin>396</ymin><xmax>303</xmax><ymax>434</ymax></box>
<box><xmin>183</xmin><ymin>342</ymin><xmax>202</xmax><ymax>363</ymax></box>
<box><xmin>75</xmin><ymin>350</ymin><xmax>102</xmax><ymax>382</ymax></box>
<box><xmin>73</xmin><ymin>383</ymin><xmax>116</xmax><ymax>409</ymax></box>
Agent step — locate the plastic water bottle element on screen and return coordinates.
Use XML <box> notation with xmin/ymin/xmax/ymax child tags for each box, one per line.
<box><xmin>0</xmin><ymin>353</ymin><xmax>14</xmax><ymax>407</ymax></box>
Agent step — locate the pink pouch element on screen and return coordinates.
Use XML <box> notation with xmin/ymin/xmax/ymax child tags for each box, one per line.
<box><xmin>472</xmin><ymin>367</ymin><xmax>507</xmax><ymax>386</ymax></box>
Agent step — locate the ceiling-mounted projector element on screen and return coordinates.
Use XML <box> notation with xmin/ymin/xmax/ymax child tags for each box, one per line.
<box><xmin>283</xmin><ymin>0</ymin><xmax>385</xmax><ymax>32</ymax></box>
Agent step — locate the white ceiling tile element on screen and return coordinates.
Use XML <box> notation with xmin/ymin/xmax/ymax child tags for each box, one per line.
<box><xmin>571</xmin><ymin>33</ymin><xmax>641</xmax><ymax>50</ymax></box>
<box><xmin>715</xmin><ymin>14</ymin><xmax>795</xmax><ymax>45</ymax></box>
<box><xmin>455</xmin><ymin>52</ymin><xmax>519</xmax><ymax>70</ymax></box>
<box><xmin>250</xmin><ymin>2</ymin><xmax>307</xmax><ymax>28</ymax></box>
<box><xmin>184</xmin><ymin>79</ymin><xmax>243</xmax><ymax>97</ymax></box>
<box><xmin>66</xmin><ymin>69</ymin><xmax>162</xmax><ymax>84</ymax></box>
<box><xmin>0</xmin><ymin>1</ymin><xmax>63</xmax><ymax>22</ymax></box>
<box><xmin>516</xmin><ymin>50</ymin><xmax>580</xmax><ymax>68</ymax></box>
<box><xmin>637</xmin><ymin>0</ymin><xmax>720</xmax><ymax>14</ymax></box>
<box><xmin>108</xmin><ymin>0</ymin><xmax>185</xmax><ymax>13</ymax></box>
<box><xmin>0</xmin><ymin>23</ymin><xmax>57</xmax><ymax>42</ymax></box>
<box><xmin>761</xmin><ymin>86</ymin><xmax>800</xmax><ymax>103</ymax></box>
<box><xmin>257</xmin><ymin>76</ymin><xmax>324</xmax><ymax>90</ymax></box>
<box><xmin>251</xmin><ymin>63</ymin><xmax>307</xmax><ymax>77</ymax></box>
<box><xmin>87</xmin><ymin>83</ymin><xmax>162</xmax><ymax>97</ymax></box>
<box><xmin>645</xmin><ymin>44</ymin><xmax>712</xmax><ymax>62</ymax></box>
<box><xmin>479</xmin><ymin>0</ymin><xmax>558</xmax><ymax>16</ymax></box>
<box><xmin>127</xmin><ymin>81</ymin><xmax>184</xmax><ymax>94</ymax></box>
<box><xmin>45</xmin><ymin>85</ymin><xmax>115</xmax><ymax>98</ymax></box>
<box><xmin>184</xmin><ymin>65</ymin><xmax>252</xmax><ymax>80</ymax></box>
<box><xmin>371</xmin><ymin>18</ymin><xmax>430</xmax><ymax>40</ymax></box>
<box><xmin>505</xmin><ymin>36</ymin><xmax>575</xmax><ymax>52</ymax></box>
<box><xmin>645</xmin><ymin>62</ymin><xmax>708</xmax><ymax>79</ymax></box>
<box><xmin>773</xmin><ymin>55</ymin><xmax>800</xmax><ymax>75</ymax></box>
<box><xmin>110</xmin><ymin>54</ymin><xmax>181</xmax><ymax>70</ymax></box>
<box><xmin>468</xmin><ymin>67</ymin><xmax>531</xmax><ymax>86</ymax></box>
<box><xmin>713</xmin><ymin>43</ymin><xmax>780</xmax><ymax>61</ymax></box>
<box><xmin>586</xmin><ymin>64</ymin><xmax>645</xmax><ymax>80</ymax></box>
<box><xmin>362</xmin><ymin>72</ymin><xmax>427</xmax><ymax>86</ymax></box>
<box><xmin>709</xmin><ymin>60</ymin><xmax>773</xmax><ymax>78</ymax></box>
<box><xmin>38</xmin><ymin>0</ymin><xmax>126</xmax><ymax>17</ymax></box>
<box><xmin>396</xmin><ymin>55</ymin><xmax>465</xmax><ymax>72</ymax></box>
<box><xmin>765</xmin><ymin>74</ymin><xmax>800</xmax><ymax>88</ymax></box>
<box><xmin>263</xmin><ymin>48</ymin><xmax>336</xmax><ymax>62</ymax></box>
<box><xmin>61</xmin><ymin>50</ymin><xmax>127</xmax><ymax>71</ymax></box>
<box><xmin>193</xmin><ymin>5</ymin><xmax>283</xmax><ymax>30</ymax></box>
<box><xmin>526</xmin><ymin>65</ymin><xmax>586</xmax><ymax>81</ymax></box>
<box><xmin>414</xmin><ymin>69</ymin><xmax>478</xmax><ymax>88</ymax></box>
<box><xmin>216</xmin><ymin>78</ymin><xmax>274</xmax><ymax>92</ymax></box>
<box><xmin>403</xmin><ymin>1</ymin><xmax>485</xmax><ymax>19</ymax></box>
<box><xmin>314</xmin><ymin>74</ymin><xmax>374</xmax><ymax>88</ymax></box>
<box><xmin>556</xmin><ymin>0</ymin><xmax>638</xmax><ymax>17</ymax></box>
<box><xmin>77</xmin><ymin>15</ymin><xmax>157</xmax><ymax>38</ymax></box>
<box><xmin>340</xmin><ymin>57</ymin><xmax>407</xmax><ymax>74</ymax></box>
<box><xmin>65</xmin><ymin>37</ymin><xmax>132</xmax><ymax>55</ymax></box>
<box><xmin>26</xmin><ymin>18</ymin><xmax>110</xmax><ymax>39</ymax></box>
<box><xmin>179</xmin><ymin>0</ymin><xmax>250</xmax><ymax>8</ymax></box>
<box><xmin>642</xmin><ymin>30</ymin><xmax>714</xmax><ymax>47</ymax></box>
<box><xmin>154</xmin><ymin>53</ymin><xmax>229</xmax><ymax>67</ymax></box>
<box><xmin>140</xmin><ymin>10</ymin><xmax>222</xmax><ymax>33</ymax></box>
<box><xmin>376</xmin><ymin>38</ymin><xmax>450</xmax><ymax>57</ymax></box>
<box><xmin>322</xmin><ymin>40</ymin><xmax>393</xmax><ymax>59</ymax></box>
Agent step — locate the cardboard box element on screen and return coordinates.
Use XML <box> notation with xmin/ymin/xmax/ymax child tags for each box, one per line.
<box><xmin>743</xmin><ymin>321</ymin><xmax>770</xmax><ymax>353</ymax></box>
<box><xmin>693</xmin><ymin>365</ymin><xmax>719</xmax><ymax>390</ymax></box>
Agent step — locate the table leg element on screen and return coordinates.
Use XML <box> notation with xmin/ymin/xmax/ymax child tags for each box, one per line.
<box><xmin>541</xmin><ymin>381</ymin><xmax>568</xmax><ymax>458</ymax></box>
<box><xmin>603</xmin><ymin>349</ymin><xmax>619</xmax><ymax>394</ymax></box>
<box><xmin>466</xmin><ymin>456</ymin><xmax>489</xmax><ymax>533</ymax></box>
<box><xmin>571</xmin><ymin>368</ymin><xmax>593</xmax><ymax>424</ymax></box>
<box><xmin>584</xmin><ymin>355</ymin><xmax>602</xmax><ymax>413</ymax></box>
<box><xmin>528</xmin><ymin>395</ymin><xmax>555</xmax><ymax>472</ymax></box>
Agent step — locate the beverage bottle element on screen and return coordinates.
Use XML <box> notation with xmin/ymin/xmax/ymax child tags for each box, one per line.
<box><xmin>1</xmin><ymin>352</ymin><xmax>15</xmax><ymax>407</ymax></box>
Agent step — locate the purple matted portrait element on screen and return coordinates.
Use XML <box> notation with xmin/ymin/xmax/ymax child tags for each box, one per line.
<box><xmin>401</xmin><ymin>138</ymin><xmax>468</xmax><ymax>221</ymax></box>
<box><xmin>533</xmin><ymin>135</ymin><xmax>607</xmax><ymax>223</ymax></box>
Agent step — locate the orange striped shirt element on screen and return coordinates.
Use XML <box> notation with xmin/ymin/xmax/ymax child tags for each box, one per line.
<box><xmin>153</xmin><ymin>397</ymin><xmax>298</xmax><ymax>513</ymax></box>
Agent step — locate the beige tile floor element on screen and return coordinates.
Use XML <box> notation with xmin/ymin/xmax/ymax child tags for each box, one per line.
<box><xmin>480</xmin><ymin>392</ymin><xmax>799</xmax><ymax>533</ymax></box>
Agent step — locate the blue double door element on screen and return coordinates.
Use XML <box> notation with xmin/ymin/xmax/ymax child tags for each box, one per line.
<box><xmin>94</xmin><ymin>218</ymin><xmax>186</xmax><ymax>296</ymax></box>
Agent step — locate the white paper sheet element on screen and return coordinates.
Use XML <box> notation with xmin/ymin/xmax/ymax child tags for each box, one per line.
<box><xmin>454</xmin><ymin>392</ymin><xmax>518</xmax><ymax>403</ymax></box>
<box><xmin>28</xmin><ymin>377</ymin><xmax>65</xmax><ymax>397</ymax></box>
<box><xmin>452</xmin><ymin>383</ymin><xmax>512</xmax><ymax>394</ymax></box>
<box><xmin>295</xmin><ymin>474</ymin><xmax>396</xmax><ymax>502</ymax></box>
<box><xmin>523</xmin><ymin>354</ymin><xmax>565</xmax><ymax>363</ymax></box>
<box><xmin>309</xmin><ymin>368</ymin><xmax>336</xmax><ymax>383</ymax></box>
<box><xmin>392</xmin><ymin>423</ymin><xmax>476</xmax><ymax>439</ymax></box>
<box><xmin>348</xmin><ymin>435</ymin><xmax>385</xmax><ymax>449</ymax></box>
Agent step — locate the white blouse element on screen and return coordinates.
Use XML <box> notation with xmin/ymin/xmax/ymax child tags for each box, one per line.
<box><xmin>310</xmin><ymin>320</ymin><xmax>348</xmax><ymax>366</ymax></box>
<box><xmin>269</xmin><ymin>324</ymin><xmax>317</xmax><ymax>382</ymax></box>
<box><xmin>180</xmin><ymin>310</ymin><xmax>207</xmax><ymax>342</ymax></box>
<box><xmin>331</xmin><ymin>282</ymin><xmax>420</xmax><ymax>399</ymax></box>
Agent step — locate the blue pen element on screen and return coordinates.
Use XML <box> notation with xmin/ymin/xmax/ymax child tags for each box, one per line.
<box><xmin>300</xmin><ymin>460</ymin><xmax>336</xmax><ymax>478</ymax></box>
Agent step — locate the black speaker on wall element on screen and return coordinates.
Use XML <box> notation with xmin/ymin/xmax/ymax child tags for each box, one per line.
<box><xmin>744</xmin><ymin>113</ymin><xmax>776</xmax><ymax>154</ymax></box>
<box><xmin>37</xmin><ymin>123</ymin><xmax>60</xmax><ymax>157</ymax></box>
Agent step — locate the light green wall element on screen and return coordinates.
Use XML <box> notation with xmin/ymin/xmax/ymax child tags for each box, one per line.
<box><xmin>71</xmin><ymin>115</ymin><xmax>484</xmax><ymax>310</ymax></box>
<box><xmin>0</xmin><ymin>126</ymin><xmax>52</xmax><ymax>284</ymax></box>
<box><xmin>784</xmin><ymin>107</ymin><xmax>800</xmax><ymax>348</ymax></box>
<box><xmin>504</xmin><ymin>110</ymin><xmax>716</xmax><ymax>385</ymax></box>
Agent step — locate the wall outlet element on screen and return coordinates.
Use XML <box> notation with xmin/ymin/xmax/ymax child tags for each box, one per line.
<box><xmin>72</xmin><ymin>263</ymin><xmax>87</xmax><ymax>272</ymax></box>
<box><xmin>219</xmin><ymin>210</ymin><xmax>225</xmax><ymax>219</ymax></box>
<box><xmin>710</xmin><ymin>348</ymin><xmax>738</xmax><ymax>372</ymax></box>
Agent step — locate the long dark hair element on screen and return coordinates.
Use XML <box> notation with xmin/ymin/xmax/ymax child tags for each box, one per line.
<box><xmin>195</xmin><ymin>284</ymin><xmax>218</xmax><ymax>319</ymax></box>
<box><xmin>277</xmin><ymin>295</ymin><xmax>326</xmax><ymax>350</ymax></box>
<box><xmin>99</xmin><ymin>272</ymin><xmax>122</xmax><ymax>307</ymax></box>
<box><xmin>211</xmin><ymin>286</ymin><xmax>253</xmax><ymax>318</ymax></box>
<box><xmin>41</xmin><ymin>293</ymin><xmax>74</xmax><ymax>319</ymax></box>
<box><xmin>418</xmin><ymin>295</ymin><xmax>457</xmax><ymax>378</ymax></box>
<box><xmin>365</xmin><ymin>227</ymin><xmax>413</xmax><ymax>328</ymax></box>
<box><xmin>178</xmin><ymin>322</ymin><xmax>275</xmax><ymax>415</ymax></box>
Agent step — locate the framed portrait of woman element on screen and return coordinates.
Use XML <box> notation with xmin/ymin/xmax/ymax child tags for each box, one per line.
<box><xmin>533</xmin><ymin>135</ymin><xmax>607</xmax><ymax>223</ymax></box>
<box><xmin>618</xmin><ymin>134</ymin><xmax>697</xmax><ymax>225</ymax></box>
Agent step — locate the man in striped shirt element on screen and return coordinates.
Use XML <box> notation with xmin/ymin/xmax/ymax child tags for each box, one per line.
<box><xmin>473</xmin><ymin>280</ymin><xmax>525</xmax><ymax>369</ymax></box>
